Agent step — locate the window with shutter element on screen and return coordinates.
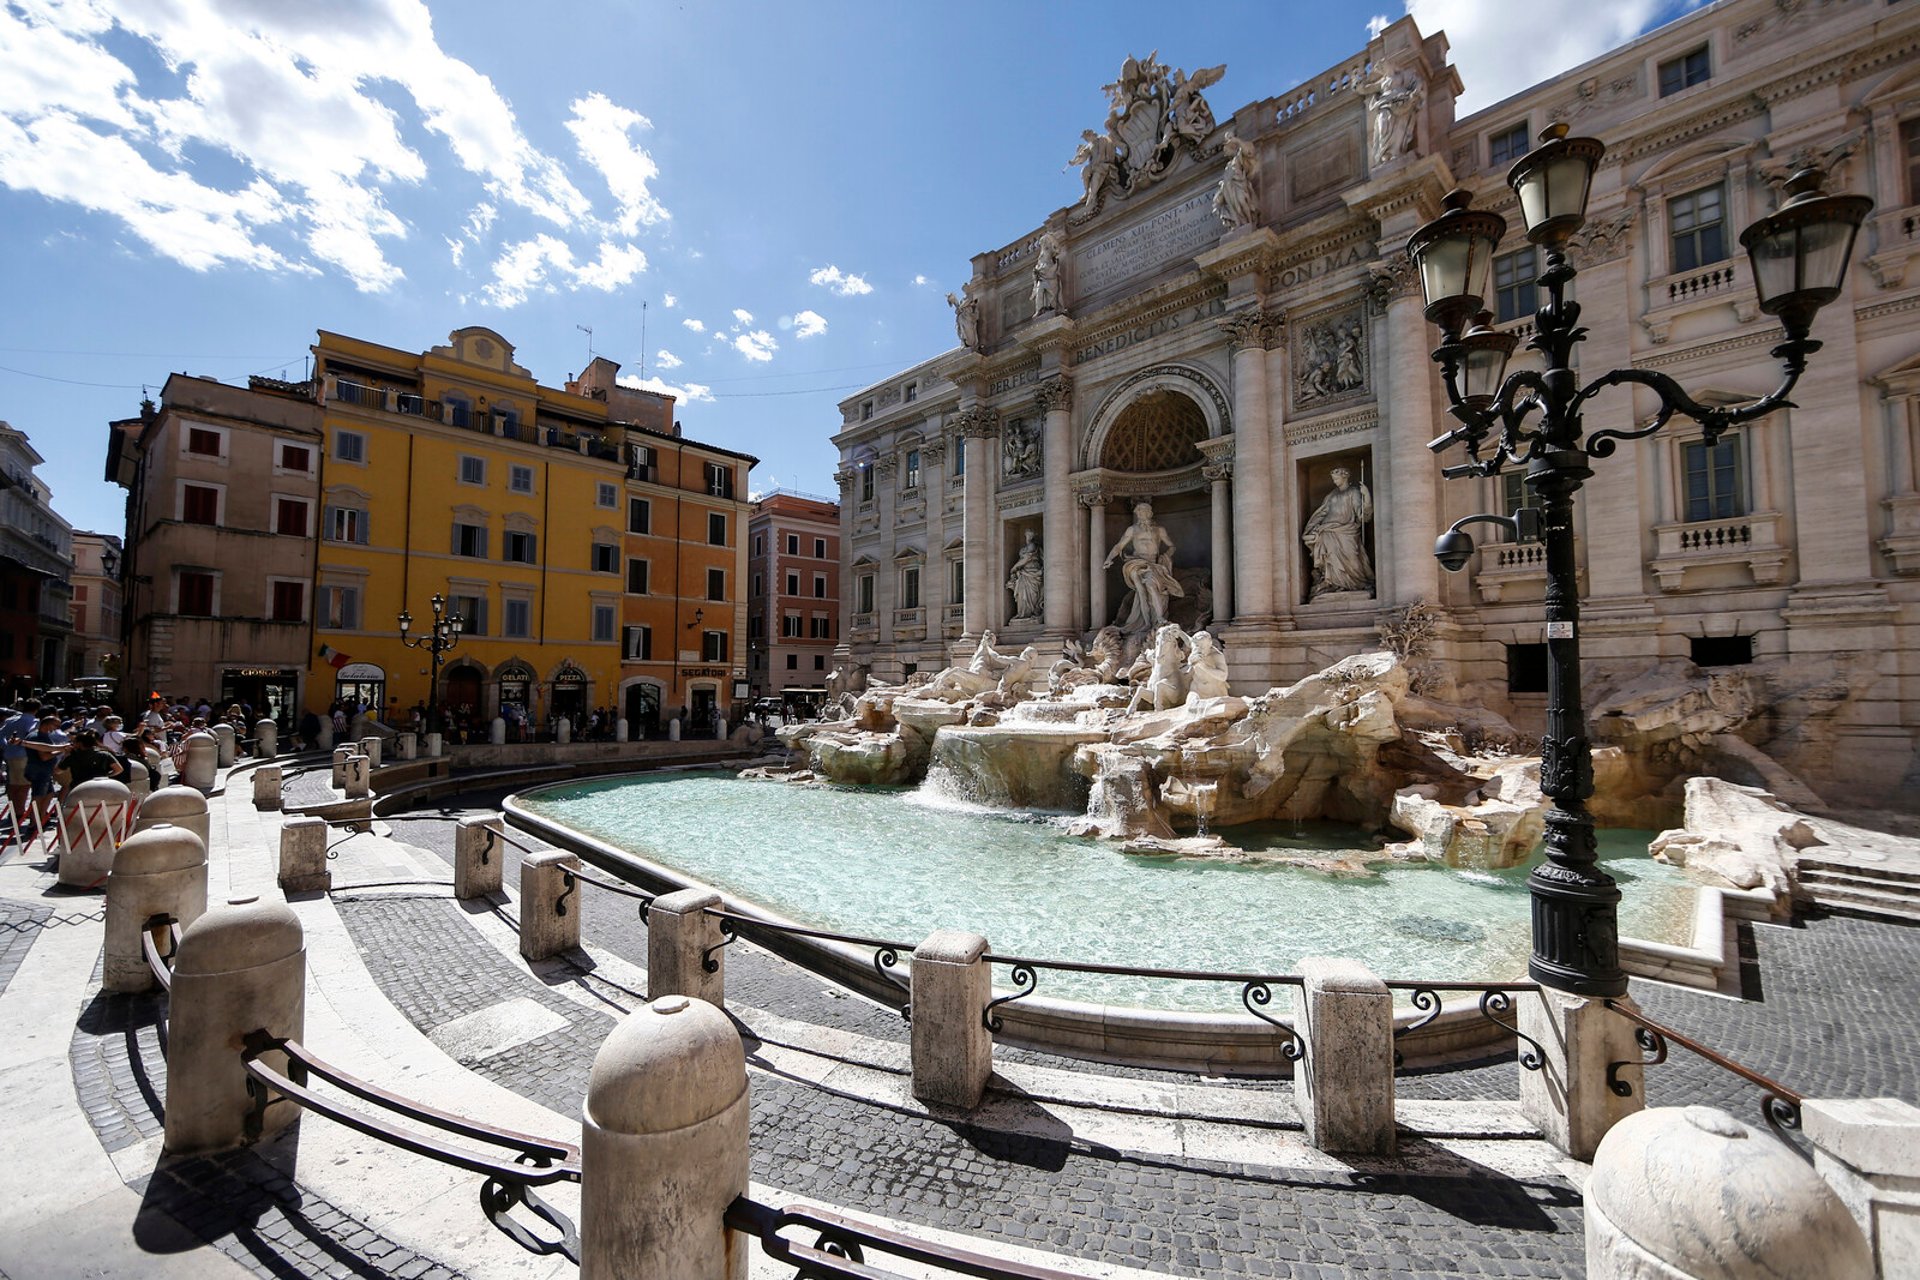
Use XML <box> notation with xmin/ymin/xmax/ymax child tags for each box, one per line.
<box><xmin>181</xmin><ymin>485</ymin><xmax>219</xmax><ymax>525</ymax></box>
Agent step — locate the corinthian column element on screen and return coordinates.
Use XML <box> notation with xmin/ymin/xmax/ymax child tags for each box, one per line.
<box><xmin>1220</xmin><ymin>309</ymin><xmax>1279</xmax><ymax>619</ymax></box>
<box><xmin>959</xmin><ymin>407</ymin><xmax>1000</xmax><ymax>636</ymax></box>
<box><xmin>1079</xmin><ymin>485</ymin><xmax>1109</xmax><ymax>630</ymax></box>
<box><xmin>1036</xmin><ymin>376</ymin><xmax>1075</xmax><ymax>636</ymax></box>
<box><xmin>1198</xmin><ymin>437</ymin><xmax>1236</xmax><ymax>625</ymax></box>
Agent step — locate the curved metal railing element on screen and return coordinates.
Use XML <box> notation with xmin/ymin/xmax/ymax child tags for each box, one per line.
<box><xmin>1603</xmin><ymin>999</ymin><xmax>1805</xmax><ymax>1142</ymax></box>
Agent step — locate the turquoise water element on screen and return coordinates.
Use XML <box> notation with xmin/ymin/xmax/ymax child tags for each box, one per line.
<box><xmin>520</xmin><ymin>772</ymin><xmax>1697</xmax><ymax>1010</ymax></box>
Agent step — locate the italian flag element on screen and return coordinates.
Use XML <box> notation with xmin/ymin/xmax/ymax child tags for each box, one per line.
<box><xmin>318</xmin><ymin>644</ymin><xmax>353</xmax><ymax>670</ymax></box>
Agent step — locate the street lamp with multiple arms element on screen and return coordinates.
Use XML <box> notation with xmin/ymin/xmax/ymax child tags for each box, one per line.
<box><xmin>1407</xmin><ymin>122</ymin><xmax>1871</xmax><ymax>997</ymax></box>
<box><xmin>397</xmin><ymin>592</ymin><xmax>465</xmax><ymax>735</ymax></box>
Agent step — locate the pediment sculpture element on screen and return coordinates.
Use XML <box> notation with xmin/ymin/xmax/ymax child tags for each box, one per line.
<box><xmin>1071</xmin><ymin>55</ymin><xmax>1225</xmax><ymax>214</ymax></box>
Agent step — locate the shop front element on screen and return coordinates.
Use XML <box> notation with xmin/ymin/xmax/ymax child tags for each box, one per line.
<box><xmin>221</xmin><ymin>666</ymin><xmax>300</xmax><ymax>727</ymax></box>
<box><xmin>332</xmin><ymin>662</ymin><xmax>385</xmax><ymax>718</ymax></box>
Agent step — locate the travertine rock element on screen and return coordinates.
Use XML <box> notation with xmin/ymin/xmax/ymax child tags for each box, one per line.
<box><xmin>1648</xmin><ymin>776</ymin><xmax>1826</xmax><ymax>895</ymax></box>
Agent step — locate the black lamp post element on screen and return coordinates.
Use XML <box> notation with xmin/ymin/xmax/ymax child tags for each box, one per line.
<box><xmin>397</xmin><ymin>593</ymin><xmax>464</xmax><ymax>735</ymax></box>
<box><xmin>1408</xmin><ymin>123</ymin><xmax>1870</xmax><ymax>996</ymax></box>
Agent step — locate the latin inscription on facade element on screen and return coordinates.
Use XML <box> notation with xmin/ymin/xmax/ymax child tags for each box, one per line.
<box><xmin>1074</xmin><ymin>192</ymin><xmax>1219</xmax><ymax>297</ymax></box>
<box><xmin>1074</xmin><ymin>298</ymin><xmax>1227</xmax><ymax>365</ymax></box>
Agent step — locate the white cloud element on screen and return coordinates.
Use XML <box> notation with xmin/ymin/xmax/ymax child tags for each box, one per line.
<box><xmin>810</xmin><ymin>264</ymin><xmax>873</xmax><ymax>296</ymax></box>
<box><xmin>911</xmin><ymin>273</ymin><xmax>930</xmax><ymax>287</ymax></box>
<box><xmin>792</xmin><ymin>309</ymin><xmax>827</xmax><ymax>339</ymax></box>
<box><xmin>564</xmin><ymin>91</ymin><xmax>668</xmax><ymax>235</ymax></box>
<box><xmin>654</xmin><ymin>348</ymin><xmax>682</xmax><ymax>369</ymax></box>
<box><xmin>482</xmin><ymin>235</ymin><xmax>647</xmax><ymax>307</ymax></box>
<box><xmin>1404</xmin><ymin>0</ymin><xmax>1682</xmax><ymax>113</ymax></box>
<box><xmin>682</xmin><ymin>317</ymin><xmax>706</xmax><ymax>333</ymax></box>
<box><xmin>0</xmin><ymin>0</ymin><xmax>664</xmax><ymax>289</ymax></box>
<box><xmin>731</xmin><ymin>307</ymin><xmax>754</xmax><ymax>325</ymax></box>
<box><xmin>731</xmin><ymin>329</ymin><xmax>777</xmax><ymax>362</ymax></box>
<box><xmin>662</xmin><ymin>291</ymin><xmax>677</xmax><ymax>307</ymax></box>
<box><xmin>445</xmin><ymin>235</ymin><xmax>465</xmax><ymax>266</ymax></box>
<box><xmin>618</xmin><ymin>371</ymin><xmax>713</xmax><ymax>403</ymax></box>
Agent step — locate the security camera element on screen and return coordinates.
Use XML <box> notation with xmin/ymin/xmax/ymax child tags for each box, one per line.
<box><xmin>1434</xmin><ymin>529</ymin><xmax>1476</xmax><ymax>572</ymax></box>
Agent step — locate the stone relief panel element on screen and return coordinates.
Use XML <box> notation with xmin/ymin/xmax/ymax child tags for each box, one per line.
<box><xmin>1292</xmin><ymin>307</ymin><xmax>1370</xmax><ymax>412</ymax></box>
<box><xmin>1001</xmin><ymin>416</ymin><xmax>1042</xmax><ymax>480</ymax></box>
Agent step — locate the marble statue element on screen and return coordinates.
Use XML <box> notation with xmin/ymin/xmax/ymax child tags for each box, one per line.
<box><xmin>1104</xmin><ymin>500</ymin><xmax>1185</xmax><ymax>634</ymax></box>
<box><xmin>1030</xmin><ymin>230</ymin><xmax>1064</xmax><ymax>315</ymax></box>
<box><xmin>1070</xmin><ymin>128</ymin><xmax>1121</xmax><ymax>213</ymax></box>
<box><xmin>1105</xmin><ymin>50</ymin><xmax>1172</xmax><ymax>183</ymax></box>
<box><xmin>1362</xmin><ymin>55</ymin><xmax>1424</xmax><ymax>166</ymax></box>
<box><xmin>948</xmin><ymin>284</ymin><xmax>980</xmax><ymax>350</ymax></box>
<box><xmin>1002</xmin><ymin>417</ymin><xmax>1041</xmax><ymax>478</ymax></box>
<box><xmin>924</xmin><ymin>629</ymin><xmax>1017</xmax><ymax>700</ymax></box>
<box><xmin>1166</xmin><ymin>64</ymin><xmax>1225</xmax><ymax>148</ymax></box>
<box><xmin>1129</xmin><ymin>623</ymin><xmax>1192</xmax><ymax>712</ymax></box>
<box><xmin>1186</xmin><ymin>630</ymin><xmax>1231</xmax><ymax>703</ymax></box>
<box><xmin>1213</xmin><ymin>131</ymin><xmax>1260</xmax><ymax>230</ymax></box>
<box><xmin>1303</xmin><ymin>466</ymin><xmax>1376</xmax><ymax>599</ymax></box>
<box><xmin>994</xmin><ymin>645</ymin><xmax>1044</xmax><ymax>701</ymax></box>
<box><xmin>1007</xmin><ymin>530</ymin><xmax>1044</xmax><ymax>622</ymax></box>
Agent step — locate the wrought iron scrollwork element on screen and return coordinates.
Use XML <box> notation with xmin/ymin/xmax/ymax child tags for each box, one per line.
<box><xmin>480</xmin><ymin>1173</ymin><xmax>579</xmax><ymax>1262</ymax></box>
<box><xmin>1607</xmin><ymin>1024</ymin><xmax>1667</xmax><ymax>1098</ymax></box>
<box><xmin>636</xmin><ymin>897</ymin><xmax>651</xmax><ymax>925</ymax></box>
<box><xmin>873</xmin><ymin>946</ymin><xmax>912</xmax><ymax>1023</ymax></box>
<box><xmin>1761</xmin><ymin>1093</ymin><xmax>1803</xmax><ymax>1141</ymax></box>
<box><xmin>1391</xmin><ymin>987</ymin><xmax>1443</xmax><ymax>1068</ymax></box>
<box><xmin>1240</xmin><ymin>980</ymin><xmax>1306</xmax><ymax>1065</ymax></box>
<box><xmin>702</xmin><ymin>917</ymin><xmax>737</xmax><ymax>973</ymax></box>
<box><xmin>982</xmin><ymin>964</ymin><xmax>1037</xmax><ymax>1033</ymax></box>
<box><xmin>1479</xmin><ymin>989</ymin><xmax>1546</xmax><ymax>1072</ymax></box>
<box><xmin>555</xmin><ymin>870</ymin><xmax>576</xmax><ymax>917</ymax></box>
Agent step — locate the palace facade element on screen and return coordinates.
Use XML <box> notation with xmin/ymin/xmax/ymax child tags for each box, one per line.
<box><xmin>833</xmin><ymin>0</ymin><xmax>1920</xmax><ymax>806</ymax></box>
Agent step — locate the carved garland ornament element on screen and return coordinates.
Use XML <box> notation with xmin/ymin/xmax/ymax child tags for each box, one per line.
<box><xmin>1566</xmin><ymin>207</ymin><xmax>1638</xmax><ymax>270</ymax></box>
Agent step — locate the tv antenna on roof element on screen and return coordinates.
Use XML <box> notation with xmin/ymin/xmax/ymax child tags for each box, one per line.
<box><xmin>640</xmin><ymin>301</ymin><xmax>648</xmax><ymax>380</ymax></box>
<box><xmin>576</xmin><ymin>324</ymin><xmax>594</xmax><ymax>367</ymax></box>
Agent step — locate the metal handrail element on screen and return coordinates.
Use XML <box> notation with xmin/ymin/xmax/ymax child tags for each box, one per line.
<box><xmin>142</xmin><ymin>916</ymin><xmax>181</xmax><ymax>992</ymax></box>
<box><xmin>1603</xmin><ymin>999</ymin><xmax>1805</xmax><ymax>1140</ymax></box>
<box><xmin>240</xmin><ymin>1031</ymin><xmax>580</xmax><ymax>1258</ymax></box>
<box><xmin>1382</xmin><ymin>980</ymin><xmax>1546</xmax><ymax>1071</ymax></box>
<box><xmin>725</xmin><ymin>1197</ymin><xmax>1090</xmax><ymax>1280</ymax></box>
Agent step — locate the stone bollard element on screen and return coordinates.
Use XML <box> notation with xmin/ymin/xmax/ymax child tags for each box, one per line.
<box><xmin>490</xmin><ymin>717</ymin><xmax>506</xmax><ymax>746</ymax></box>
<box><xmin>56</xmin><ymin>777</ymin><xmax>135</xmax><ymax>889</ymax></box>
<box><xmin>180</xmin><ymin>731</ymin><xmax>218</xmax><ymax>791</ymax></box>
<box><xmin>313</xmin><ymin>719</ymin><xmax>334</xmax><ymax>751</ymax></box>
<box><xmin>668</xmin><ymin>717</ymin><xmax>681</xmax><ymax>742</ymax></box>
<box><xmin>1804</xmin><ymin>1096</ymin><xmax>1920</xmax><ymax>1273</ymax></box>
<box><xmin>1518</xmin><ymin>988</ymin><xmax>1645</xmax><ymax>1160</ymax></box>
<box><xmin>615</xmin><ymin>718</ymin><xmax>629</xmax><ymax>743</ymax></box>
<box><xmin>581</xmin><ymin>995</ymin><xmax>749</xmax><ymax>1280</ymax></box>
<box><xmin>454</xmin><ymin>814</ymin><xmax>504</xmax><ymax>899</ymax></box>
<box><xmin>556</xmin><ymin>717</ymin><xmax>572</xmax><ymax>745</ymax></box>
<box><xmin>716</xmin><ymin>717</ymin><xmax>727</xmax><ymax>742</ymax></box>
<box><xmin>278</xmin><ymin>816</ymin><xmax>330</xmax><ymax>895</ymax></box>
<box><xmin>127</xmin><ymin>758</ymin><xmax>152</xmax><ymax>798</ymax></box>
<box><xmin>163</xmin><ymin>895</ymin><xmax>307</xmax><ymax>1156</ymax></box>
<box><xmin>645</xmin><ymin>889</ymin><xmax>726</xmax><ymax>1008</ymax></box>
<box><xmin>1295</xmin><ymin>957</ymin><xmax>1395</xmax><ymax>1154</ymax></box>
<box><xmin>425</xmin><ymin>731</ymin><xmax>443</xmax><ymax>757</ymax></box>
<box><xmin>357</xmin><ymin>736</ymin><xmax>382</xmax><ymax>768</ymax></box>
<box><xmin>518</xmin><ymin>850</ymin><xmax>581</xmax><ymax>961</ymax></box>
<box><xmin>104</xmin><ymin>823</ymin><xmax>208</xmax><ymax>992</ymax></box>
<box><xmin>251</xmin><ymin>764</ymin><xmax>283</xmax><ymax>810</ymax></box>
<box><xmin>909</xmin><ymin>930</ymin><xmax>993</xmax><ymax>1110</ymax></box>
<box><xmin>1587</xmin><ymin>1106</ymin><xmax>1872</xmax><ymax>1279</ymax></box>
<box><xmin>253</xmin><ymin>718</ymin><xmax>278</xmax><ymax>758</ymax></box>
<box><xmin>395</xmin><ymin>731</ymin><xmax>417</xmax><ymax>761</ymax></box>
<box><xmin>133</xmin><ymin>785</ymin><xmax>210</xmax><ymax>857</ymax></box>
<box><xmin>331</xmin><ymin>745</ymin><xmax>354</xmax><ymax>789</ymax></box>
<box><xmin>211</xmin><ymin>722</ymin><xmax>237</xmax><ymax>767</ymax></box>
<box><xmin>342</xmin><ymin>753</ymin><xmax>371</xmax><ymax>800</ymax></box>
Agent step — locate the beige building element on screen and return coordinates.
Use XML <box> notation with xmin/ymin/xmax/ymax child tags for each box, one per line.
<box><xmin>68</xmin><ymin>531</ymin><xmax>123</xmax><ymax>682</ymax></box>
<box><xmin>835</xmin><ymin>0</ymin><xmax>1920</xmax><ymax>807</ymax></box>
<box><xmin>747</xmin><ymin>491</ymin><xmax>842</xmax><ymax>697</ymax></box>
<box><xmin>106</xmin><ymin>373</ymin><xmax>324</xmax><ymax>721</ymax></box>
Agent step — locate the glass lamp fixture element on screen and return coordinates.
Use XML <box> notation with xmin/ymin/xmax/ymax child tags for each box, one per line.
<box><xmin>397</xmin><ymin>610</ymin><xmax>412</xmax><ymax>634</ymax></box>
<box><xmin>1739</xmin><ymin>169</ymin><xmax>1873</xmax><ymax>341</ymax></box>
<box><xmin>1407</xmin><ymin>190</ymin><xmax>1508</xmax><ymax>335</ymax></box>
<box><xmin>1453</xmin><ymin>311</ymin><xmax>1519</xmax><ymax>409</ymax></box>
<box><xmin>1506</xmin><ymin>123</ymin><xmax>1606</xmax><ymax>247</ymax></box>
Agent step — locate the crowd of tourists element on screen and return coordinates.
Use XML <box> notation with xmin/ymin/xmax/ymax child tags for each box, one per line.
<box><xmin>0</xmin><ymin>691</ymin><xmax>255</xmax><ymax>844</ymax></box>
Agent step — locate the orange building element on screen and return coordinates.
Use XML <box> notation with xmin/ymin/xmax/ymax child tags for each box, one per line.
<box><xmin>747</xmin><ymin>491</ymin><xmax>841</xmax><ymax>697</ymax></box>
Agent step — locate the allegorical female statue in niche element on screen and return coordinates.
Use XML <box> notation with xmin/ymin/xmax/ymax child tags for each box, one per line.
<box><xmin>1007</xmin><ymin>529</ymin><xmax>1044</xmax><ymax>621</ymax></box>
<box><xmin>1302</xmin><ymin>465</ymin><xmax>1375</xmax><ymax>598</ymax></box>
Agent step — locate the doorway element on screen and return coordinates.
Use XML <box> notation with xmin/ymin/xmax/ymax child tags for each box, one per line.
<box><xmin>689</xmin><ymin>686</ymin><xmax>718</xmax><ymax>738</ymax></box>
<box><xmin>624</xmin><ymin>683</ymin><xmax>660</xmax><ymax>738</ymax></box>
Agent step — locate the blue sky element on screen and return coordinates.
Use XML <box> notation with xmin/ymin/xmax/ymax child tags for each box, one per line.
<box><xmin>0</xmin><ymin>0</ymin><xmax>1696</xmax><ymax>537</ymax></box>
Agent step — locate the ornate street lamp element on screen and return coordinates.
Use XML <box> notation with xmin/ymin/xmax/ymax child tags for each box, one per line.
<box><xmin>397</xmin><ymin>592</ymin><xmax>464</xmax><ymax>734</ymax></box>
<box><xmin>1408</xmin><ymin>124</ymin><xmax>1870</xmax><ymax>996</ymax></box>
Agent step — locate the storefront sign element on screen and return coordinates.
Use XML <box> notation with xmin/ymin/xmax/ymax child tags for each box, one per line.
<box><xmin>337</xmin><ymin>662</ymin><xmax>385</xmax><ymax>681</ymax></box>
<box><xmin>682</xmin><ymin>666</ymin><xmax>728</xmax><ymax>678</ymax></box>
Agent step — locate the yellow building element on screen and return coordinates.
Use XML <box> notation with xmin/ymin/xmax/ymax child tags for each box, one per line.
<box><xmin>307</xmin><ymin>327</ymin><xmax>754</xmax><ymax>738</ymax></box>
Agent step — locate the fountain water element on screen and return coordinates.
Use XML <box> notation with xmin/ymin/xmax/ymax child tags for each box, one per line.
<box><xmin>1193</xmin><ymin>780</ymin><xmax>1218</xmax><ymax>838</ymax></box>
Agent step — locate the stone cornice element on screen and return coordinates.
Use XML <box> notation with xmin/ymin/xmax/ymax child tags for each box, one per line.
<box><xmin>1195</xmin><ymin>434</ymin><xmax>1235</xmax><ymax>480</ymax></box>
<box><xmin>1068</xmin><ymin>279</ymin><xmax>1228</xmax><ymax>358</ymax></box>
<box><xmin>1631</xmin><ymin>325</ymin><xmax>1789</xmax><ymax>371</ymax></box>
<box><xmin>1340</xmin><ymin>154</ymin><xmax>1455</xmax><ymax>225</ymax></box>
<box><xmin>1854</xmin><ymin>293</ymin><xmax>1920</xmax><ymax>326</ymax></box>
<box><xmin>1282</xmin><ymin>405</ymin><xmax>1378</xmax><ymax>447</ymax></box>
